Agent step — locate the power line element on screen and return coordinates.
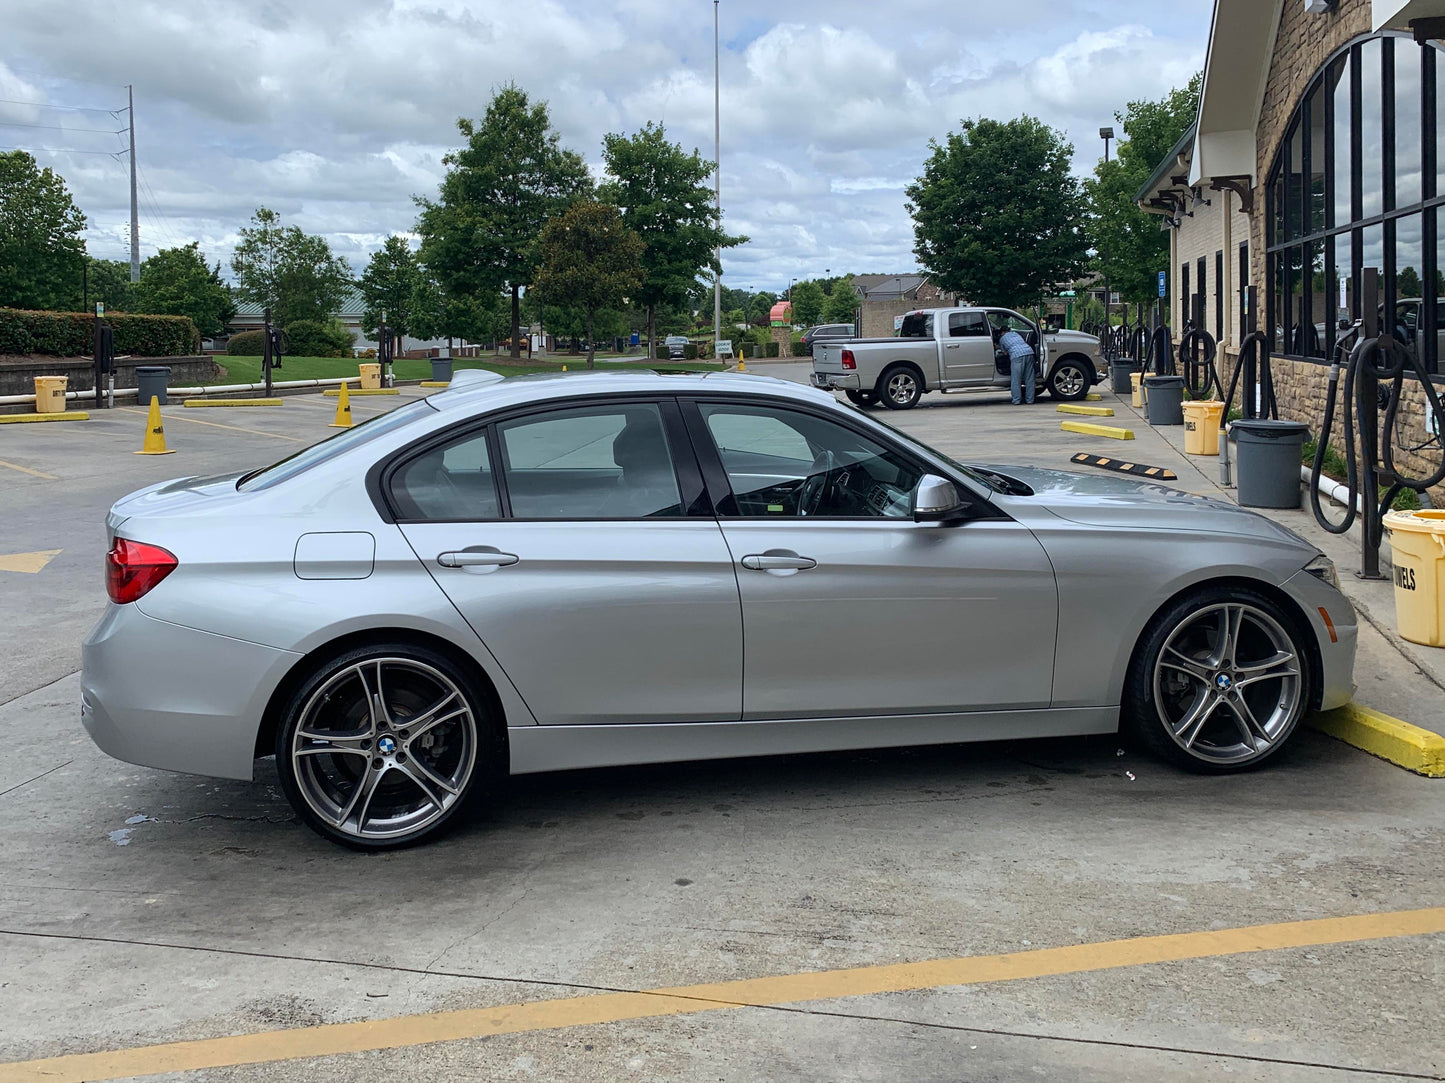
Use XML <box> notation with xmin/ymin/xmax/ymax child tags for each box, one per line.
<box><xmin>0</xmin><ymin>98</ymin><xmax>122</xmax><ymax>113</ymax></box>
<box><xmin>0</xmin><ymin>144</ymin><xmax>125</xmax><ymax>156</ymax></box>
<box><xmin>0</xmin><ymin>120</ymin><xmax>126</xmax><ymax>134</ymax></box>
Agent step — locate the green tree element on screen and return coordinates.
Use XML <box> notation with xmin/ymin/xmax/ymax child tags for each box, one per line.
<box><xmin>790</xmin><ymin>280</ymin><xmax>825</xmax><ymax>326</ymax></box>
<box><xmin>131</xmin><ymin>243</ymin><xmax>235</xmax><ymax>337</ymax></box>
<box><xmin>416</xmin><ymin>84</ymin><xmax>591</xmax><ymax>359</ymax></box>
<box><xmin>1398</xmin><ymin>266</ymin><xmax>1423</xmax><ymax>299</ymax></box>
<box><xmin>533</xmin><ymin>199</ymin><xmax>644</xmax><ymax>368</ymax></box>
<box><xmin>0</xmin><ymin>150</ymin><xmax>87</xmax><ymax>310</ymax></box>
<box><xmin>822</xmin><ymin>275</ymin><xmax>858</xmax><ymax>324</ymax></box>
<box><xmin>907</xmin><ymin>116</ymin><xmax>1090</xmax><ymax>309</ymax></box>
<box><xmin>359</xmin><ymin>235</ymin><xmax>424</xmax><ymax>339</ymax></box>
<box><xmin>230</xmin><ymin>207</ymin><xmax>353</xmax><ymax>327</ymax></box>
<box><xmin>86</xmin><ymin>259</ymin><xmax>136</xmax><ymax>312</ymax></box>
<box><xmin>599</xmin><ymin>121</ymin><xmax>746</xmax><ymax>356</ymax></box>
<box><xmin>747</xmin><ymin>291</ymin><xmax>778</xmax><ymax>327</ymax></box>
<box><xmin>1084</xmin><ymin>75</ymin><xmax>1201</xmax><ymax>304</ymax></box>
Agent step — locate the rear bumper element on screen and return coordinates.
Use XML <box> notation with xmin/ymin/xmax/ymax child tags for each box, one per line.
<box><xmin>811</xmin><ymin>371</ymin><xmax>860</xmax><ymax>390</ymax></box>
<box><xmin>81</xmin><ymin>603</ymin><xmax>301</xmax><ymax>781</ymax></box>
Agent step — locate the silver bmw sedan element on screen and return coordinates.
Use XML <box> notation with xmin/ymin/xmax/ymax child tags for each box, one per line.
<box><xmin>82</xmin><ymin>371</ymin><xmax>1356</xmax><ymax>849</ymax></box>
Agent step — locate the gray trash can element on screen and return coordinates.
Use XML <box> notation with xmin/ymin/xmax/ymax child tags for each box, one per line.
<box><xmin>430</xmin><ymin>355</ymin><xmax>453</xmax><ymax>382</ymax></box>
<box><xmin>1231</xmin><ymin>419</ymin><xmax>1310</xmax><ymax>508</ymax></box>
<box><xmin>1143</xmin><ymin>375</ymin><xmax>1185</xmax><ymax>425</ymax></box>
<box><xmin>1109</xmin><ymin>361</ymin><xmax>1135</xmax><ymax>394</ymax></box>
<box><xmin>135</xmin><ymin>365</ymin><xmax>172</xmax><ymax>406</ymax></box>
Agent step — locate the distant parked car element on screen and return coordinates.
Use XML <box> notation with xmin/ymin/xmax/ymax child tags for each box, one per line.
<box><xmin>665</xmin><ymin>335</ymin><xmax>690</xmax><ymax>359</ymax></box>
<box><xmin>800</xmin><ymin>323</ymin><xmax>856</xmax><ymax>357</ymax></box>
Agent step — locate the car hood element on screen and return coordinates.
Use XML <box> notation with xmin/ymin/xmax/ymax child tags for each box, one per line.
<box><xmin>108</xmin><ymin>472</ymin><xmax>247</xmax><ymax>531</ymax></box>
<box><xmin>1047</xmin><ymin>329</ymin><xmax>1099</xmax><ymax>348</ymax></box>
<box><xmin>975</xmin><ymin>464</ymin><xmax>1313</xmax><ymax>546</ymax></box>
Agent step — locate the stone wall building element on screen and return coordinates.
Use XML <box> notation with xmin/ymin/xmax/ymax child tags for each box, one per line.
<box><xmin>1138</xmin><ymin>0</ymin><xmax>1445</xmax><ymax>502</ymax></box>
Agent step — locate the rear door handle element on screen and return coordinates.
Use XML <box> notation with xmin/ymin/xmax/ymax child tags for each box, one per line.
<box><xmin>741</xmin><ymin>552</ymin><xmax>817</xmax><ymax>571</ymax></box>
<box><xmin>437</xmin><ymin>547</ymin><xmax>519</xmax><ymax>568</ymax></box>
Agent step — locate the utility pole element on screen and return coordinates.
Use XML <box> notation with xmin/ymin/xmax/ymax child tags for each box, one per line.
<box><xmin>712</xmin><ymin>0</ymin><xmax>722</xmax><ymax>354</ymax></box>
<box><xmin>128</xmin><ymin>85</ymin><xmax>139</xmax><ymax>283</ymax></box>
<box><xmin>1099</xmin><ymin>126</ymin><xmax>1113</xmax><ymax>345</ymax></box>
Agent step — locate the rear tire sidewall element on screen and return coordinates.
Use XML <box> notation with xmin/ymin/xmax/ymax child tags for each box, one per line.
<box><xmin>274</xmin><ymin>642</ymin><xmax>499</xmax><ymax>850</ymax></box>
<box><xmin>877</xmin><ymin>365</ymin><xmax>922</xmax><ymax>410</ymax></box>
<box><xmin>1122</xmin><ymin>586</ymin><xmax>1312</xmax><ymax>773</ymax></box>
<box><xmin>845</xmin><ymin>389</ymin><xmax>878</xmax><ymax>408</ymax></box>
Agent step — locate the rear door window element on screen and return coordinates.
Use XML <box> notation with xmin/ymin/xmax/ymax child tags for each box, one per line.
<box><xmin>948</xmin><ymin>312</ymin><xmax>990</xmax><ymax>337</ymax></box>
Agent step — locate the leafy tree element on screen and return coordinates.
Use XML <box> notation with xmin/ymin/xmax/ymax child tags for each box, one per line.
<box><xmin>131</xmin><ymin>243</ymin><xmax>234</xmax><ymax>337</ymax></box>
<box><xmin>533</xmin><ymin>199</ymin><xmax>644</xmax><ymax>367</ymax></box>
<box><xmin>1084</xmin><ymin>75</ymin><xmax>1202</xmax><ymax>305</ymax></box>
<box><xmin>230</xmin><ymin>207</ymin><xmax>353</xmax><ymax>328</ymax></box>
<box><xmin>416</xmin><ymin>84</ymin><xmax>591</xmax><ymax>359</ymax></box>
<box><xmin>409</xmin><ymin>274</ymin><xmax>505</xmax><ymax>348</ymax></box>
<box><xmin>359</xmin><ymin>235</ymin><xmax>424</xmax><ymax>339</ymax></box>
<box><xmin>0</xmin><ymin>150</ymin><xmax>86</xmax><ymax>310</ymax></box>
<box><xmin>747</xmin><ymin>291</ymin><xmax>778</xmax><ymax>327</ymax></box>
<box><xmin>907</xmin><ymin>116</ymin><xmax>1090</xmax><ymax>309</ymax></box>
<box><xmin>1398</xmin><ymin>266</ymin><xmax>1423</xmax><ymax>299</ymax></box>
<box><xmin>789</xmin><ymin>280</ymin><xmax>825</xmax><ymax>326</ymax></box>
<box><xmin>599</xmin><ymin>121</ymin><xmax>746</xmax><ymax>357</ymax></box>
<box><xmin>823</xmin><ymin>275</ymin><xmax>858</xmax><ymax>324</ymax></box>
<box><xmin>86</xmin><ymin>259</ymin><xmax>136</xmax><ymax>312</ymax></box>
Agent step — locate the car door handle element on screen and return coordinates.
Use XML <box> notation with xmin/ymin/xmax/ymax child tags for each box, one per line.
<box><xmin>741</xmin><ymin>553</ymin><xmax>817</xmax><ymax>571</ymax></box>
<box><xmin>437</xmin><ymin>547</ymin><xmax>519</xmax><ymax>568</ymax></box>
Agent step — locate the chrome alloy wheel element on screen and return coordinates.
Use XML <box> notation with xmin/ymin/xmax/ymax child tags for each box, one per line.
<box><xmin>290</xmin><ymin>658</ymin><xmax>478</xmax><ymax>841</ymax></box>
<box><xmin>1151</xmin><ymin>602</ymin><xmax>1303</xmax><ymax>765</ymax></box>
<box><xmin>886</xmin><ymin>371</ymin><xmax>918</xmax><ymax>403</ymax></box>
<box><xmin>1051</xmin><ymin>364</ymin><xmax>1085</xmax><ymax>398</ymax></box>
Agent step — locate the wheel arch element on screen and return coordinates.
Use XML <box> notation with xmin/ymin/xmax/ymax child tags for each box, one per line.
<box><xmin>253</xmin><ymin>627</ymin><xmax>513</xmax><ymax>761</ymax></box>
<box><xmin>1050</xmin><ymin>352</ymin><xmax>1095</xmax><ymax>378</ymax></box>
<box><xmin>876</xmin><ymin>359</ymin><xmax>928</xmax><ymax>391</ymax></box>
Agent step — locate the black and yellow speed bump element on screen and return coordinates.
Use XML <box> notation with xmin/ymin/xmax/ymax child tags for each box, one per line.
<box><xmin>1070</xmin><ymin>452</ymin><xmax>1177</xmax><ymax>480</ymax></box>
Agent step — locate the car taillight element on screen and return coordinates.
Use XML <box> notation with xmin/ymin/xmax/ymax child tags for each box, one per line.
<box><xmin>106</xmin><ymin>538</ymin><xmax>177</xmax><ymax>604</ymax></box>
<box><xmin>841</xmin><ymin>349</ymin><xmax>855</xmax><ymax>370</ymax></box>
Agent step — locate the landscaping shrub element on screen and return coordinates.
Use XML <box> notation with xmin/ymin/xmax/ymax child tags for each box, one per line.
<box><xmin>655</xmin><ymin>346</ymin><xmax>670</xmax><ymax>360</ymax></box>
<box><xmin>226</xmin><ymin>330</ymin><xmax>265</xmax><ymax>356</ymax></box>
<box><xmin>284</xmin><ymin>318</ymin><xmax>355</xmax><ymax>358</ymax></box>
<box><xmin>765</xmin><ymin>341</ymin><xmax>780</xmax><ymax>358</ymax></box>
<box><xmin>682</xmin><ymin>343</ymin><xmax>699</xmax><ymax>360</ymax></box>
<box><xmin>0</xmin><ymin>307</ymin><xmax>198</xmax><ymax>357</ymax></box>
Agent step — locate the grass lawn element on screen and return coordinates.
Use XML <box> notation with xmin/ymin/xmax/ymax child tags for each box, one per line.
<box><xmin>214</xmin><ymin>354</ymin><xmax>726</xmax><ymax>384</ymax></box>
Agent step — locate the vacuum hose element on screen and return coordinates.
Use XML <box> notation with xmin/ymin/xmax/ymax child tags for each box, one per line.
<box><xmin>1179</xmin><ymin>326</ymin><xmax>1222</xmax><ymax>399</ymax></box>
<box><xmin>1221</xmin><ymin>331</ymin><xmax>1277</xmax><ymax>422</ymax></box>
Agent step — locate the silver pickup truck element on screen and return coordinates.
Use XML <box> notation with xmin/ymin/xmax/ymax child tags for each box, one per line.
<box><xmin>810</xmin><ymin>306</ymin><xmax>1103</xmax><ymax>409</ymax></box>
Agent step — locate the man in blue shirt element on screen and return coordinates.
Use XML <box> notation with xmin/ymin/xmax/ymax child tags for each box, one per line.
<box><xmin>998</xmin><ymin>326</ymin><xmax>1036</xmax><ymax>404</ymax></box>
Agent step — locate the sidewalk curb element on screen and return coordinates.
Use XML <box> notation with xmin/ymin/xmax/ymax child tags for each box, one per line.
<box><xmin>1308</xmin><ymin>704</ymin><xmax>1445</xmax><ymax>778</ymax></box>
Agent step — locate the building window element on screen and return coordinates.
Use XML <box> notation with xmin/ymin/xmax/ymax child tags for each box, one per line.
<box><xmin>1181</xmin><ymin>262</ymin><xmax>1190</xmax><ymax>330</ymax></box>
<box><xmin>1239</xmin><ymin>242</ymin><xmax>1250</xmax><ymax>339</ymax></box>
<box><xmin>1267</xmin><ymin>32</ymin><xmax>1445</xmax><ymax>373</ymax></box>
<box><xmin>1216</xmin><ymin>250</ymin><xmax>1225</xmax><ymax>341</ymax></box>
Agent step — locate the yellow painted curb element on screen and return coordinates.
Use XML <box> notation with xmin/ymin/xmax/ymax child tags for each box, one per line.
<box><xmin>1085</xmin><ymin>393</ymin><xmax>1103</xmax><ymax>401</ymax></box>
<box><xmin>182</xmin><ymin>398</ymin><xmax>284</xmax><ymax>408</ymax></box>
<box><xmin>1057</xmin><ymin>404</ymin><xmax>1116</xmax><ymax>417</ymax></box>
<box><xmin>0</xmin><ymin>411</ymin><xmax>90</xmax><ymax>424</ymax></box>
<box><xmin>419</xmin><ymin>381</ymin><xmax>450</xmax><ymax>388</ymax></box>
<box><xmin>1060</xmin><ymin>420</ymin><xmax>1134</xmax><ymax>440</ymax></box>
<box><xmin>323</xmin><ymin>388</ymin><xmax>399</xmax><ymax>397</ymax></box>
<box><xmin>1308</xmin><ymin>704</ymin><xmax>1445</xmax><ymax>777</ymax></box>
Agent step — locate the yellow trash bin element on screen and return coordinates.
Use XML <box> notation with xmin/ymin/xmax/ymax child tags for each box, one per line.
<box><xmin>33</xmin><ymin>375</ymin><xmax>68</xmax><ymax>414</ymax></box>
<box><xmin>1383</xmin><ymin>509</ymin><xmax>1445</xmax><ymax>647</ymax></box>
<box><xmin>358</xmin><ymin>363</ymin><xmax>382</xmax><ymax>390</ymax></box>
<box><xmin>1130</xmin><ymin>371</ymin><xmax>1144</xmax><ymax>408</ymax></box>
<box><xmin>1182</xmin><ymin>400</ymin><xmax>1225</xmax><ymax>456</ymax></box>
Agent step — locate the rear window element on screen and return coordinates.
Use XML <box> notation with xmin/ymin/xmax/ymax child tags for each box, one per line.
<box><xmin>899</xmin><ymin>313</ymin><xmax>933</xmax><ymax>338</ymax></box>
<box><xmin>237</xmin><ymin>399</ymin><xmax>433</xmax><ymax>491</ymax></box>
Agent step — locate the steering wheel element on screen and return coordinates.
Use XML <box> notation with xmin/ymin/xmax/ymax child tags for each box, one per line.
<box><xmin>796</xmin><ymin>451</ymin><xmax>837</xmax><ymax>516</ymax></box>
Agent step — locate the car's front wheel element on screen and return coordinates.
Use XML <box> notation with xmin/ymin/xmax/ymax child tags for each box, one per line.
<box><xmin>877</xmin><ymin>365</ymin><xmax>923</xmax><ymax>410</ymax></box>
<box><xmin>1046</xmin><ymin>358</ymin><xmax>1091</xmax><ymax>400</ymax></box>
<box><xmin>1124</xmin><ymin>587</ymin><xmax>1310</xmax><ymax>772</ymax></box>
<box><xmin>275</xmin><ymin>643</ymin><xmax>498</xmax><ymax>849</ymax></box>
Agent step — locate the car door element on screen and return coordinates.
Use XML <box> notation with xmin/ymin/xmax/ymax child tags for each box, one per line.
<box><xmin>684</xmin><ymin>398</ymin><xmax>1058</xmax><ymax>720</ymax></box>
<box><xmin>941</xmin><ymin>311</ymin><xmax>997</xmax><ymax>385</ymax></box>
<box><xmin>390</xmin><ymin>398</ymin><xmax>742</xmax><ymax>726</ymax></box>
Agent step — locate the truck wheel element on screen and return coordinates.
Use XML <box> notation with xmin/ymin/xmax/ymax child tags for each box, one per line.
<box><xmin>845</xmin><ymin>390</ymin><xmax>877</xmax><ymax>408</ymax></box>
<box><xmin>1046</xmin><ymin>358</ymin><xmax>1091</xmax><ymax>401</ymax></box>
<box><xmin>877</xmin><ymin>365</ymin><xmax>923</xmax><ymax>410</ymax></box>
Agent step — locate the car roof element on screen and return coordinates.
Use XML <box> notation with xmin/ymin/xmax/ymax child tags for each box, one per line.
<box><xmin>426</xmin><ymin>368</ymin><xmax>837</xmax><ymax>414</ymax></box>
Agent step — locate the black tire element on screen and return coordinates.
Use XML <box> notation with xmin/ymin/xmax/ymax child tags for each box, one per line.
<box><xmin>876</xmin><ymin>364</ymin><xmax>923</xmax><ymax>410</ymax></box>
<box><xmin>275</xmin><ymin>641</ymin><xmax>502</xmax><ymax>850</ymax></box>
<box><xmin>844</xmin><ymin>389</ymin><xmax>878</xmax><ymax>408</ymax></box>
<box><xmin>1046</xmin><ymin>358</ymin><xmax>1091</xmax><ymax>401</ymax></box>
<box><xmin>1122</xmin><ymin>586</ymin><xmax>1312</xmax><ymax>774</ymax></box>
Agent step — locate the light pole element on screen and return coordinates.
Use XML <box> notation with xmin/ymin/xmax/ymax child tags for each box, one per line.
<box><xmin>1099</xmin><ymin>126</ymin><xmax>1114</xmax><ymax>340</ymax></box>
<box><xmin>712</xmin><ymin>0</ymin><xmax>722</xmax><ymax>353</ymax></box>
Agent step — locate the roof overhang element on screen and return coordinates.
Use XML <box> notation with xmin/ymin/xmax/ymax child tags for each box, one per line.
<box><xmin>1134</xmin><ymin>124</ymin><xmax>1197</xmax><ymax>218</ymax></box>
<box><xmin>1189</xmin><ymin>0</ymin><xmax>1284</xmax><ymax>188</ymax></box>
<box><xmin>1373</xmin><ymin>0</ymin><xmax>1445</xmax><ymax>32</ymax></box>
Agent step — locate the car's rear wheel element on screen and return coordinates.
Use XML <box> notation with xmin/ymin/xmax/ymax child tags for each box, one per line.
<box><xmin>1046</xmin><ymin>358</ymin><xmax>1091</xmax><ymax>400</ymax></box>
<box><xmin>275</xmin><ymin>643</ymin><xmax>497</xmax><ymax>849</ymax></box>
<box><xmin>1124</xmin><ymin>587</ymin><xmax>1310</xmax><ymax>772</ymax></box>
<box><xmin>845</xmin><ymin>389</ymin><xmax>878</xmax><ymax>408</ymax></box>
<box><xmin>877</xmin><ymin>365</ymin><xmax>923</xmax><ymax>410</ymax></box>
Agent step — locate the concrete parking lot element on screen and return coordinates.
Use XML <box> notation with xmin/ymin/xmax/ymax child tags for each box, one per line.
<box><xmin>1</xmin><ymin>375</ymin><xmax>1443</xmax><ymax>1082</ymax></box>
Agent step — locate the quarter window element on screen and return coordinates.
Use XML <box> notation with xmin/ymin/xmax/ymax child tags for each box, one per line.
<box><xmin>391</xmin><ymin>429</ymin><xmax>499</xmax><ymax>521</ymax></box>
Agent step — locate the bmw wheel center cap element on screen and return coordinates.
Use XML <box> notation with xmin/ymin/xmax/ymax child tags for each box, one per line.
<box><xmin>1215</xmin><ymin>673</ymin><xmax>1233</xmax><ymax>691</ymax></box>
<box><xmin>378</xmin><ymin>736</ymin><xmax>397</xmax><ymax>754</ymax></box>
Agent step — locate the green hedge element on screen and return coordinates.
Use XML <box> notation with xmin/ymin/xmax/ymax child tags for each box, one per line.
<box><xmin>0</xmin><ymin>308</ymin><xmax>199</xmax><ymax>358</ymax></box>
<box><xmin>765</xmin><ymin>341</ymin><xmax>780</xmax><ymax>358</ymax></box>
<box><xmin>283</xmin><ymin>318</ymin><xmax>354</xmax><ymax>358</ymax></box>
<box><xmin>226</xmin><ymin>330</ymin><xmax>265</xmax><ymax>356</ymax></box>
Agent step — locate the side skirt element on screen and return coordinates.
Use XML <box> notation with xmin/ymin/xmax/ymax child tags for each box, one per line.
<box><xmin>507</xmin><ymin>706</ymin><xmax>1119</xmax><ymax>776</ymax></box>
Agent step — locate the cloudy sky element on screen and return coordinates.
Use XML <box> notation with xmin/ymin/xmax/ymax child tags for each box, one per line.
<box><xmin>0</xmin><ymin>0</ymin><xmax>1207</xmax><ymax>293</ymax></box>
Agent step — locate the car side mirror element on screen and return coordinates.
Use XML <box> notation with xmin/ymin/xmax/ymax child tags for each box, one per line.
<box><xmin>912</xmin><ymin>474</ymin><xmax>969</xmax><ymax>523</ymax></box>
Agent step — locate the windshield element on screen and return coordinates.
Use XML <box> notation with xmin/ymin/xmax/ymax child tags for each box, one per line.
<box><xmin>237</xmin><ymin>398</ymin><xmax>434</xmax><ymax>491</ymax></box>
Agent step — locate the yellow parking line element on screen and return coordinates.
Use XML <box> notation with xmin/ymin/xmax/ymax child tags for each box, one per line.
<box><xmin>0</xmin><ymin>459</ymin><xmax>58</xmax><ymax>481</ymax></box>
<box><xmin>119</xmin><ymin>407</ymin><xmax>305</xmax><ymax>442</ymax></box>
<box><xmin>3</xmin><ymin>906</ymin><xmax>1443</xmax><ymax>1082</ymax></box>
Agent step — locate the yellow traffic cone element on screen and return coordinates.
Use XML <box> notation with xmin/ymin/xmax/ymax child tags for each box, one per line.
<box><xmin>562</xmin><ymin>364</ymin><xmax>568</xmax><ymax>371</ymax></box>
<box><xmin>330</xmin><ymin>382</ymin><xmax>353</xmax><ymax>428</ymax></box>
<box><xmin>737</xmin><ymin>359</ymin><xmax>746</xmax><ymax>372</ymax></box>
<box><xmin>134</xmin><ymin>396</ymin><xmax>174</xmax><ymax>455</ymax></box>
